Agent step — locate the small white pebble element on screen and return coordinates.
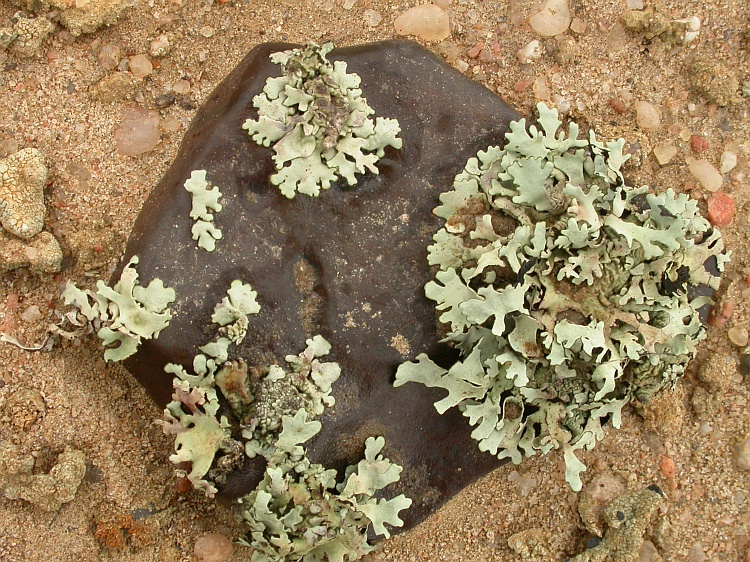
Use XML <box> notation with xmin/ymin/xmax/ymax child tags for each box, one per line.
<box><xmin>363</xmin><ymin>9</ymin><xmax>382</xmax><ymax>27</ymax></box>
<box><xmin>570</xmin><ymin>17</ymin><xmax>586</xmax><ymax>34</ymax></box>
<box><xmin>128</xmin><ymin>54</ymin><xmax>153</xmax><ymax>79</ymax></box>
<box><xmin>635</xmin><ymin>100</ymin><xmax>660</xmax><ymax>131</ymax></box>
<box><xmin>149</xmin><ymin>34</ymin><xmax>170</xmax><ymax>57</ymax></box>
<box><xmin>21</xmin><ymin>305</ymin><xmax>42</xmax><ymax>323</ymax></box>
<box><xmin>728</xmin><ymin>326</ymin><xmax>749</xmax><ymax>347</ymax></box>
<box><xmin>653</xmin><ymin>144</ymin><xmax>677</xmax><ymax>165</ymax></box>
<box><xmin>200</xmin><ymin>26</ymin><xmax>215</xmax><ymax>38</ymax></box>
<box><xmin>686</xmin><ymin>157</ymin><xmax>723</xmax><ymax>192</ymax></box>
<box><xmin>454</xmin><ymin>59</ymin><xmax>469</xmax><ymax>73</ymax></box>
<box><xmin>529</xmin><ymin>0</ymin><xmax>571</xmax><ymax>37</ymax></box>
<box><xmin>343</xmin><ymin>0</ymin><xmax>359</xmax><ymax>9</ymax></box>
<box><xmin>720</xmin><ymin>150</ymin><xmax>738</xmax><ymax>174</ymax></box>
<box><xmin>699</xmin><ymin>422</ymin><xmax>712</xmax><ymax>435</ymax></box>
<box><xmin>517</xmin><ymin>40</ymin><xmax>541</xmax><ymax>64</ymax></box>
<box><xmin>626</xmin><ymin>0</ymin><xmax>644</xmax><ymax>8</ymax></box>
<box><xmin>173</xmin><ymin>79</ymin><xmax>191</xmax><ymax>94</ymax></box>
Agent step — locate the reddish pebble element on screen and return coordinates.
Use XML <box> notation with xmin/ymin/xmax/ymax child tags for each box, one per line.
<box><xmin>93</xmin><ymin>243</ymin><xmax>103</xmax><ymax>253</ymax></box>
<box><xmin>707</xmin><ymin>191</ymin><xmax>735</xmax><ymax>226</ymax></box>
<box><xmin>491</xmin><ymin>41</ymin><xmax>501</xmax><ymax>56</ymax></box>
<box><xmin>608</xmin><ymin>98</ymin><xmax>627</xmax><ymax>113</ymax></box>
<box><xmin>513</xmin><ymin>79</ymin><xmax>533</xmax><ymax>93</ymax></box>
<box><xmin>709</xmin><ymin>300</ymin><xmax>736</xmax><ymax>328</ymax></box>
<box><xmin>660</xmin><ymin>455</ymin><xmax>676</xmax><ymax>479</ymax></box>
<box><xmin>467</xmin><ymin>42</ymin><xmax>484</xmax><ymax>58</ymax></box>
<box><xmin>690</xmin><ymin>135</ymin><xmax>709</xmax><ymax>153</ymax></box>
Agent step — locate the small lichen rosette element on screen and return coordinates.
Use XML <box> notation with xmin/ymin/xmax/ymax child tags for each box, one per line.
<box><xmin>160</xmin><ymin>282</ymin><xmax>411</xmax><ymax>560</ymax></box>
<box><xmin>242</xmin><ymin>43</ymin><xmax>402</xmax><ymax>198</ymax></box>
<box><xmin>395</xmin><ymin>102</ymin><xmax>728</xmax><ymax>491</ymax></box>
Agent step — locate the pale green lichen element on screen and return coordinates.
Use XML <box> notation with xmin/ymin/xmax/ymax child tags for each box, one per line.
<box><xmin>395</xmin><ymin>102</ymin><xmax>728</xmax><ymax>491</ymax></box>
<box><xmin>184</xmin><ymin>169</ymin><xmax>223</xmax><ymax>251</ymax></box>
<box><xmin>62</xmin><ymin>255</ymin><xmax>176</xmax><ymax>361</ymax></box>
<box><xmin>159</xmin><ymin>284</ymin><xmax>411</xmax><ymax>558</ymax></box>
<box><xmin>242</xmin><ymin>43</ymin><xmax>402</xmax><ymax>198</ymax></box>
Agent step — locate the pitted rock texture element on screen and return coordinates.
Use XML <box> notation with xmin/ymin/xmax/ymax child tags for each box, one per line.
<box><xmin>121</xmin><ymin>40</ymin><xmax>520</xmax><ymax>532</ymax></box>
<box><xmin>0</xmin><ymin>148</ymin><xmax>47</xmax><ymax>239</ymax></box>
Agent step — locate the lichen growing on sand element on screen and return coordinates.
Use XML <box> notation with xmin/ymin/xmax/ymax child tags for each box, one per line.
<box><xmin>0</xmin><ymin>441</ymin><xmax>86</xmax><ymax>511</ymax></box>
<box><xmin>243</xmin><ymin>43</ymin><xmax>402</xmax><ymax>198</ymax></box>
<box><xmin>395</xmin><ymin>102</ymin><xmax>728</xmax><ymax>491</ymax></box>
<box><xmin>62</xmin><ymin>255</ymin><xmax>176</xmax><ymax>361</ymax></box>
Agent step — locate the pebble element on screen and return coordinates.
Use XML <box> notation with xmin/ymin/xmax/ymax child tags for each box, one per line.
<box><xmin>194</xmin><ymin>532</ymin><xmax>233</xmax><ymax>562</ymax></box>
<box><xmin>660</xmin><ymin>455</ymin><xmax>676</xmax><ymax>479</ymax></box>
<box><xmin>114</xmin><ymin>108</ymin><xmax>161</xmax><ymax>157</ymax></box>
<box><xmin>517</xmin><ymin>40</ymin><xmax>542</xmax><ymax>64</ymax></box>
<box><xmin>635</xmin><ymin>100</ymin><xmax>660</xmax><ymax>131</ymax></box>
<box><xmin>154</xmin><ymin>93</ymin><xmax>175</xmax><ymax>109</ymax></box>
<box><xmin>720</xmin><ymin>150</ymin><xmax>738</xmax><ymax>174</ymax></box>
<box><xmin>608</xmin><ymin>98</ymin><xmax>628</xmax><ymax>113</ymax></box>
<box><xmin>91</xmin><ymin>72</ymin><xmax>135</xmax><ymax>103</ymax></box>
<box><xmin>690</xmin><ymin>135</ymin><xmax>709</xmax><ymax>153</ymax></box>
<box><xmin>728</xmin><ymin>326</ymin><xmax>749</xmax><ymax>347</ymax></box>
<box><xmin>20</xmin><ymin>304</ymin><xmax>42</xmax><ymax>323</ymax></box>
<box><xmin>638</xmin><ymin>540</ymin><xmax>659</xmax><ymax>562</ymax></box>
<box><xmin>149</xmin><ymin>34</ymin><xmax>170</xmax><ymax>57</ymax></box>
<box><xmin>528</xmin><ymin>0</ymin><xmax>572</xmax><ymax>37</ymax></box>
<box><xmin>706</xmin><ymin>192</ymin><xmax>735</xmax><ymax>226</ymax></box>
<box><xmin>363</xmin><ymin>9</ymin><xmax>382</xmax><ymax>27</ymax></box>
<box><xmin>200</xmin><ymin>26</ymin><xmax>215</xmax><ymax>38</ymax></box>
<box><xmin>653</xmin><ymin>144</ymin><xmax>677</xmax><ymax>165</ymax></box>
<box><xmin>686</xmin><ymin>157</ymin><xmax>723</xmax><ymax>192</ymax></box>
<box><xmin>394</xmin><ymin>4</ymin><xmax>450</xmax><ymax>41</ymax></box>
<box><xmin>173</xmin><ymin>79</ymin><xmax>191</xmax><ymax>95</ymax></box>
<box><xmin>508</xmin><ymin>470</ymin><xmax>537</xmax><ymax>497</ymax></box>
<box><xmin>688</xmin><ymin>542</ymin><xmax>706</xmax><ymax>562</ymax></box>
<box><xmin>570</xmin><ymin>17</ymin><xmax>587</xmax><ymax>34</ymax></box>
<box><xmin>533</xmin><ymin>75</ymin><xmax>551</xmax><ymax>101</ymax></box>
<box><xmin>709</xmin><ymin>300</ymin><xmax>735</xmax><ymax>328</ymax></box>
<box><xmin>129</xmin><ymin>54</ymin><xmax>153</xmax><ymax>79</ymax></box>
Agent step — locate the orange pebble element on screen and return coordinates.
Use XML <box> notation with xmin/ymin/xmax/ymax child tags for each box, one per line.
<box><xmin>660</xmin><ymin>455</ymin><xmax>676</xmax><ymax>479</ymax></box>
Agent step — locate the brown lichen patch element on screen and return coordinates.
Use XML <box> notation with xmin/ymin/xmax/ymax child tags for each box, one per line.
<box><xmin>632</xmin><ymin>383</ymin><xmax>688</xmax><ymax>440</ymax></box>
<box><xmin>390</xmin><ymin>334</ymin><xmax>411</xmax><ymax>357</ymax></box>
<box><xmin>1</xmin><ymin>386</ymin><xmax>46</xmax><ymax>431</ymax></box>
<box><xmin>293</xmin><ymin>256</ymin><xmax>323</xmax><ymax>337</ymax></box>
<box><xmin>93</xmin><ymin>512</ymin><xmax>159</xmax><ymax>553</ymax></box>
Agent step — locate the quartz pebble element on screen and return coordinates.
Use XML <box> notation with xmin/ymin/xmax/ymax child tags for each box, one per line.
<box><xmin>129</xmin><ymin>54</ymin><xmax>153</xmax><ymax>79</ymax></box>
<box><xmin>686</xmin><ymin>157</ymin><xmax>723</xmax><ymax>191</ymax></box>
<box><xmin>193</xmin><ymin>532</ymin><xmax>234</xmax><ymax>562</ymax></box>
<box><xmin>363</xmin><ymin>9</ymin><xmax>382</xmax><ymax>27</ymax></box>
<box><xmin>638</xmin><ymin>540</ymin><xmax>659</xmax><ymax>562</ymax></box>
<box><xmin>635</xmin><ymin>101</ymin><xmax>660</xmax><ymax>131</ymax></box>
<box><xmin>728</xmin><ymin>326</ymin><xmax>749</xmax><ymax>347</ymax></box>
<box><xmin>114</xmin><ymin>108</ymin><xmax>161</xmax><ymax>156</ymax></box>
<box><xmin>517</xmin><ymin>40</ymin><xmax>542</xmax><ymax>64</ymax></box>
<box><xmin>173</xmin><ymin>79</ymin><xmax>191</xmax><ymax>95</ymax></box>
<box><xmin>653</xmin><ymin>144</ymin><xmax>677</xmax><ymax>165</ymax></box>
<box><xmin>528</xmin><ymin>0</ymin><xmax>571</xmax><ymax>37</ymax></box>
<box><xmin>200</xmin><ymin>26</ymin><xmax>215</xmax><ymax>38</ymax></box>
<box><xmin>707</xmin><ymin>192</ymin><xmax>735</xmax><ymax>226</ymax></box>
<box><xmin>688</xmin><ymin>542</ymin><xmax>706</xmax><ymax>562</ymax></box>
<box><xmin>394</xmin><ymin>4</ymin><xmax>450</xmax><ymax>41</ymax></box>
<box><xmin>20</xmin><ymin>305</ymin><xmax>42</xmax><ymax>323</ymax></box>
<box><xmin>150</xmin><ymin>34</ymin><xmax>170</xmax><ymax>57</ymax></box>
<box><xmin>720</xmin><ymin>150</ymin><xmax>738</xmax><ymax>174</ymax></box>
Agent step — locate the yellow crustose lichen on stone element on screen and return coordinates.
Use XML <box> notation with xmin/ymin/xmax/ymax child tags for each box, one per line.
<box><xmin>0</xmin><ymin>148</ymin><xmax>63</xmax><ymax>273</ymax></box>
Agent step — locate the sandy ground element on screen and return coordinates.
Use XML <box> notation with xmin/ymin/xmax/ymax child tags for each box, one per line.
<box><xmin>0</xmin><ymin>0</ymin><xmax>749</xmax><ymax>560</ymax></box>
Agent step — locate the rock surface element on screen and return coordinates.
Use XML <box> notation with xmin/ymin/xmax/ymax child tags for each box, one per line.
<box><xmin>120</xmin><ymin>40</ymin><xmax>520</xmax><ymax>532</ymax></box>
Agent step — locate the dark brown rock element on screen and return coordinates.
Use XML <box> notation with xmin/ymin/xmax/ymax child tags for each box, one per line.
<box><xmin>120</xmin><ymin>40</ymin><xmax>520</xmax><ymax>532</ymax></box>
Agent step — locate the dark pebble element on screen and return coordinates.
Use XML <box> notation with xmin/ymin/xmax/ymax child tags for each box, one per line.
<box><xmin>739</xmin><ymin>354</ymin><xmax>750</xmax><ymax>377</ymax></box>
<box><xmin>155</xmin><ymin>93</ymin><xmax>175</xmax><ymax>109</ymax></box>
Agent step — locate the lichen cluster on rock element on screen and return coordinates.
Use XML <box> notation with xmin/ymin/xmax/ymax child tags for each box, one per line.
<box><xmin>158</xmin><ymin>282</ymin><xmax>411</xmax><ymax>561</ymax></box>
<box><xmin>243</xmin><ymin>43</ymin><xmax>402</xmax><ymax>198</ymax></box>
<box><xmin>395</xmin><ymin>102</ymin><xmax>728</xmax><ymax>490</ymax></box>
